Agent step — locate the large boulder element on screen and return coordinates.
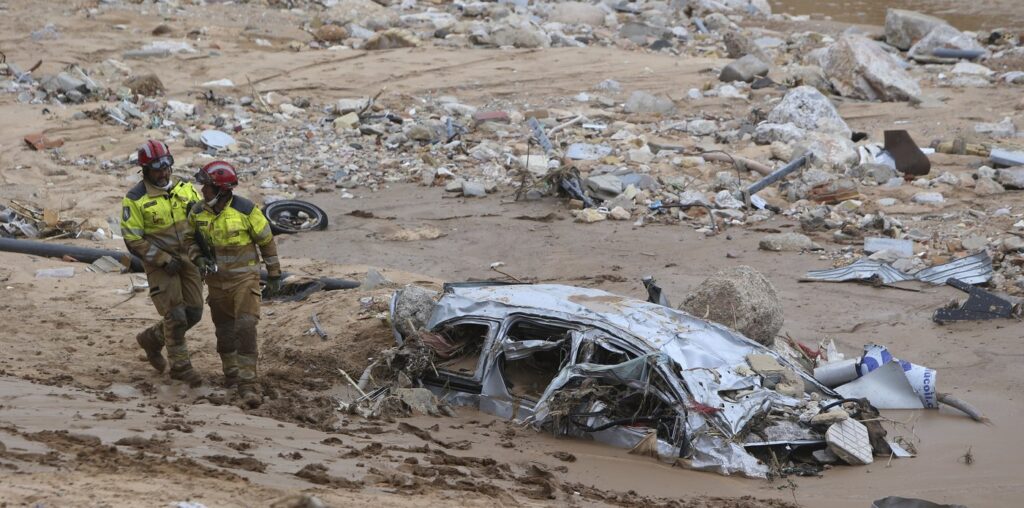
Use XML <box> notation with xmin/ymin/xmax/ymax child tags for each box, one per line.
<box><xmin>767</xmin><ymin>86</ymin><xmax>851</xmax><ymax>138</ymax></box>
<box><xmin>908</xmin><ymin>24</ymin><xmax>989</xmax><ymax>63</ymax></box>
<box><xmin>546</xmin><ymin>2</ymin><xmax>607</xmax><ymax>26</ymax></box>
<box><xmin>825</xmin><ymin>35</ymin><xmax>921</xmax><ymax>102</ymax></box>
<box><xmin>680</xmin><ymin>266</ymin><xmax>784</xmax><ymax>345</ymax></box>
<box><xmin>884</xmin><ymin>9</ymin><xmax>947</xmax><ymax>50</ymax></box>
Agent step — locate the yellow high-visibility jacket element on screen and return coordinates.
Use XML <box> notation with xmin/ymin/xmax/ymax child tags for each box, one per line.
<box><xmin>186</xmin><ymin>196</ymin><xmax>281</xmax><ymax>287</ymax></box>
<box><xmin>121</xmin><ymin>179</ymin><xmax>200</xmax><ymax>270</ymax></box>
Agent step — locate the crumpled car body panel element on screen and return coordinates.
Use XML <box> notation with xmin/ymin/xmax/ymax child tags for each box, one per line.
<box><xmin>391</xmin><ymin>283</ymin><xmax>834</xmax><ymax>478</ymax></box>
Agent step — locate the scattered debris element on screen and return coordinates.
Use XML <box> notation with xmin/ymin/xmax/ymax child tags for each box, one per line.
<box><xmin>933</xmin><ymin>278</ymin><xmax>1020</xmax><ymax>323</ymax></box>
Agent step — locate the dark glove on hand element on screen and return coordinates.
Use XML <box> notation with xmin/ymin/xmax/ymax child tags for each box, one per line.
<box><xmin>164</xmin><ymin>258</ymin><xmax>182</xmax><ymax>275</ymax></box>
<box><xmin>193</xmin><ymin>257</ymin><xmax>212</xmax><ymax>276</ymax></box>
<box><xmin>265</xmin><ymin>276</ymin><xmax>282</xmax><ymax>297</ymax></box>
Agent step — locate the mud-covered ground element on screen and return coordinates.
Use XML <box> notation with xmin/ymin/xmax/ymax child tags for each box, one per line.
<box><xmin>1</xmin><ymin>0</ymin><xmax>1022</xmax><ymax>507</ymax></box>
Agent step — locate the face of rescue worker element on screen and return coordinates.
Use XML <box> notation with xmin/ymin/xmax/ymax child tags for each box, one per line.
<box><xmin>202</xmin><ymin>184</ymin><xmax>218</xmax><ymax>202</ymax></box>
<box><xmin>145</xmin><ymin>165</ymin><xmax>171</xmax><ymax>188</ymax></box>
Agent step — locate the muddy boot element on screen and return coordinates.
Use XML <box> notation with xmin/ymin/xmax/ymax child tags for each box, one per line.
<box><xmin>237</xmin><ymin>383</ymin><xmax>261</xmax><ymax>409</ymax></box>
<box><xmin>135</xmin><ymin>326</ymin><xmax>167</xmax><ymax>373</ymax></box>
<box><xmin>169</xmin><ymin>363</ymin><xmax>203</xmax><ymax>388</ymax></box>
<box><xmin>220</xmin><ymin>352</ymin><xmax>239</xmax><ymax>388</ymax></box>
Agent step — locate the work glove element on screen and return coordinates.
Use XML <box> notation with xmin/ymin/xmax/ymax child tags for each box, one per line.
<box><xmin>193</xmin><ymin>257</ymin><xmax>215</xmax><ymax>277</ymax></box>
<box><xmin>265</xmin><ymin>276</ymin><xmax>282</xmax><ymax>297</ymax></box>
<box><xmin>163</xmin><ymin>257</ymin><xmax>182</xmax><ymax>275</ymax></box>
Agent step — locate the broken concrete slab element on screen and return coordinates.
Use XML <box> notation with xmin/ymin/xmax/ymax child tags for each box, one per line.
<box><xmin>825</xmin><ymin>34</ymin><xmax>921</xmax><ymax>102</ymax></box>
<box><xmin>884</xmin><ymin>9</ymin><xmax>948</xmax><ymax>50</ymax></box>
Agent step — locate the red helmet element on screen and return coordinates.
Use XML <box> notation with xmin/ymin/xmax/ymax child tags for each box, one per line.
<box><xmin>138</xmin><ymin>140</ymin><xmax>173</xmax><ymax>170</ymax></box>
<box><xmin>196</xmin><ymin>161</ymin><xmax>239</xmax><ymax>192</ymax></box>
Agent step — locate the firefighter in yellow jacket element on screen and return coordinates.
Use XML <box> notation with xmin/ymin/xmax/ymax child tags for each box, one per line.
<box><xmin>186</xmin><ymin>161</ymin><xmax>281</xmax><ymax>408</ymax></box>
<box><xmin>120</xmin><ymin>140</ymin><xmax>204</xmax><ymax>387</ymax></box>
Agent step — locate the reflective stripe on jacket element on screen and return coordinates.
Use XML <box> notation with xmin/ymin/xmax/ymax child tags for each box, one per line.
<box><xmin>121</xmin><ymin>179</ymin><xmax>200</xmax><ymax>269</ymax></box>
<box><xmin>186</xmin><ymin>195</ymin><xmax>281</xmax><ymax>286</ymax></box>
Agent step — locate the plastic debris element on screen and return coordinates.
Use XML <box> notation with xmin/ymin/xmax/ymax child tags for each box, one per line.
<box><xmin>199</xmin><ymin>129</ymin><xmax>236</xmax><ymax>150</ymax></box>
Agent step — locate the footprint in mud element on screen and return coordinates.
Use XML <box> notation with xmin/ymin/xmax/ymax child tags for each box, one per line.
<box><xmin>203</xmin><ymin>454</ymin><xmax>268</xmax><ymax>473</ymax></box>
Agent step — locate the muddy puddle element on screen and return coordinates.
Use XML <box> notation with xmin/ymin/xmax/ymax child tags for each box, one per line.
<box><xmin>769</xmin><ymin>0</ymin><xmax>1022</xmax><ymax>30</ymax></box>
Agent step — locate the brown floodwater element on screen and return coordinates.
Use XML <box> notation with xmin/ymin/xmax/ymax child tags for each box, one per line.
<box><xmin>768</xmin><ymin>0</ymin><xmax>1024</xmax><ymax>31</ymax></box>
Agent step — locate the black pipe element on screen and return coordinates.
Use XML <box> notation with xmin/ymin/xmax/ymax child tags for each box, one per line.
<box><xmin>0</xmin><ymin>237</ymin><xmax>144</xmax><ymax>272</ymax></box>
<box><xmin>0</xmin><ymin>237</ymin><xmax>359</xmax><ymax>290</ymax></box>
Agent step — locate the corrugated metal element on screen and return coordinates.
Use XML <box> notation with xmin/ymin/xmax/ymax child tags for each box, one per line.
<box><xmin>804</xmin><ymin>251</ymin><xmax>993</xmax><ymax>286</ymax></box>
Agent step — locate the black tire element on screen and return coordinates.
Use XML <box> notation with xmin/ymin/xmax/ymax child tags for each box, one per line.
<box><xmin>263</xmin><ymin>200</ymin><xmax>329</xmax><ymax>235</ymax></box>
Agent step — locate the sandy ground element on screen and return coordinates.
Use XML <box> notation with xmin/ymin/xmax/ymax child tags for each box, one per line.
<box><xmin>1</xmin><ymin>1</ymin><xmax>1023</xmax><ymax>507</ymax></box>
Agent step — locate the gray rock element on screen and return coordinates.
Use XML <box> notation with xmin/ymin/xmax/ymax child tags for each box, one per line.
<box><xmin>996</xmin><ymin>167</ymin><xmax>1024</xmax><ymax>189</ymax></box>
<box><xmin>702</xmin><ymin>13</ymin><xmax>735</xmax><ymax>32</ymax></box>
<box><xmin>680</xmin><ymin>266</ymin><xmax>784</xmax><ymax>345</ymax></box>
<box><xmin>974</xmin><ymin>176</ymin><xmax>1005</xmax><ymax>195</ymax></box>
<box><xmin>620</xmin><ymin>22</ymin><xmax>662</xmax><ymax>43</ymax></box>
<box><xmin>624</xmin><ymin>90</ymin><xmax>675</xmax><ymax>115</ymax></box>
<box><xmin>792</xmin><ymin>132</ymin><xmax>859</xmax><ymax>170</ymax></box>
<box><xmin>719</xmin><ymin>54</ymin><xmax>770</xmax><ymax>83</ymax></box>
<box><xmin>489</xmin><ymin>22</ymin><xmax>550</xmax><ymax>48</ymax></box>
<box><xmin>759</xmin><ymin>232</ymin><xmax>822</xmax><ymax>252</ymax></box>
<box><xmin>461</xmin><ymin>181</ymin><xmax>487</xmax><ymax>197</ymax></box>
<box><xmin>825</xmin><ymin>34</ymin><xmax>921</xmax><ymax>102</ymax></box>
<box><xmin>767</xmin><ymin>86</ymin><xmax>851</xmax><ymax>138</ymax></box>
<box><xmin>909</xmin><ymin>24</ymin><xmax>989</xmax><ymax>63</ymax></box>
<box><xmin>585</xmin><ymin>173</ymin><xmax>623</xmax><ymax>199</ymax></box>
<box><xmin>687</xmin><ymin>119</ymin><xmax>717</xmax><ymax>136</ymax></box>
<box><xmin>753</xmin><ymin>122</ymin><xmax>805</xmax><ymax>145</ymax></box>
<box><xmin>723</xmin><ymin>30</ymin><xmax>768</xmax><ymax>60</ymax></box>
<box><xmin>393</xmin><ymin>285</ymin><xmax>439</xmax><ymax>339</ymax></box>
<box><xmin>911</xmin><ymin>191</ymin><xmax>944</xmax><ymax>204</ymax></box>
<box><xmin>719</xmin><ymin>0</ymin><xmax>772</xmax><ymax>16</ymax></box>
<box><xmin>962</xmin><ymin>235</ymin><xmax>988</xmax><ymax>251</ymax></box>
<box><xmin>336</xmin><ymin>97</ymin><xmax>370</xmax><ymax>114</ymax></box>
<box><xmin>861</xmin><ymin>163</ymin><xmax>897</xmax><ymax>185</ymax></box>
<box><xmin>364</xmin><ymin>28</ymin><xmax>421</xmax><ymax>50</ymax></box>
<box><xmin>884</xmin><ymin>9</ymin><xmax>947</xmax><ymax>50</ymax></box>
<box><xmin>678</xmin><ymin>190</ymin><xmax>711</xmax><ymax>207</ymax></box>
<box><xmin>566</xmin><ymin>143</ymin><xmax>612</xmax><ymax>160</ymax></box>
<box><xmin>406</xmin><ymin>124</ymin><xmax>436</xmax><ymax>142</ymax></box>
<box><xmin>1002</xmin><ymin>236</ymin><xmax>1024</xmax><ymax>253</ymax></box>
<box><xmin>974</xmin><ymin>117</ymin><xmax>1016</xmax><ymax>138</ymax></box>
<box><xmin>547</xmin><ymin>2</ymin><xmax>606</xmax><ymax>26</ymax></box>
<box><xmin>780</xmin><ymin>65</ymin><xmax>832</xmax><ymax>94</ymax></box>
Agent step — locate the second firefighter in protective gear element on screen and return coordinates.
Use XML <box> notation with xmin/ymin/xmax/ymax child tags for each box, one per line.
<box><xmin>186</xmin><ymin>160</ymin><xmax>281</xmax><ymax>408</ymax></box>
<box><xmin>120</xmin><ymin>140</ymin><xmax>204</xmax><ymax>387</ymax></box>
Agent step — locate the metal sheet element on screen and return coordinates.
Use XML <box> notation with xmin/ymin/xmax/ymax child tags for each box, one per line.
<box><xmin>913</xmin><ymin>251</ymin><xmax>993</xmax><ymax>285</ymax></box>
<box><xmin>804</xmin><ymin>251</ymin><xmax>993</xmax><ymax>286</ymax></box>
<box><xmin>803</xmin><ymin>259</ymin><xmax>913</xmax><ymax>284</ymax></box>
<box><xmin>835</xmin><ymin>362</ymin><xmax>924</xmax><ymax>409</ymax></box>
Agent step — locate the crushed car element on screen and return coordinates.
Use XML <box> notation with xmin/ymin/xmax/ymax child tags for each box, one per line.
<box><xmin>387</xmin><ymin>282</ymin><xmax>859</xmax><ymax>478</ymax></box>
